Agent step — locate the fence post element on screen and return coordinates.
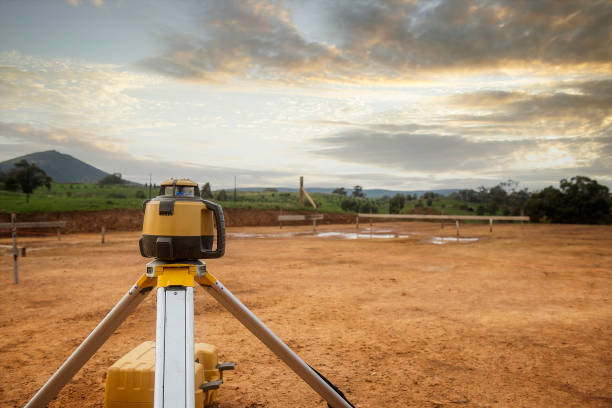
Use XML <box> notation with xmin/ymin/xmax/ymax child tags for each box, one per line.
<box><xmin>101</xmin><ymin>226</ymin><xmax>106</xmax><ymax>244</ymax></box>
<box><xmin>489</xmin><ymin>218</ymin><xmax>493</xmax><ymax>233</ymax></box>
<box><xmin>456</xmin><ymin>220</ymin><xmax>460</xmax><ymax>238</ymax></box>
<box><xmin>11</xmin><ymin>213</ymin><xmax>18</xmax><ymax>284</ymax></box>
<box><xmin>356</xmin><ymin>215</ymin><xmax>359</xmax><ymax>229</ymax></box>
<box><xmin>312</xmin><ymin>218</ymin><xmax>317</xmax><ymax>232</ymax></box>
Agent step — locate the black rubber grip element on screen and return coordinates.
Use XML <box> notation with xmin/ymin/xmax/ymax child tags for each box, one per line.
<box><xmin>201</xmin><ymin>200</ymin><xmax>225</xmax><ymax>259</ymax></box>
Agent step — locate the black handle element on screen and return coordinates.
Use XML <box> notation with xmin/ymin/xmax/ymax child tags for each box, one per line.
<box><xmin>201</xmin><ymin>200</ymin><xmax>225</xmax><ymax>259</ymax></box>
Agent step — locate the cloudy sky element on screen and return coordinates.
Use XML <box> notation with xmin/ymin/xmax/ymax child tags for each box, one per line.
<box><xmin>1</xmin><ymin>0</ymin><xmax>610</xmax><ymax>190</ymax></box>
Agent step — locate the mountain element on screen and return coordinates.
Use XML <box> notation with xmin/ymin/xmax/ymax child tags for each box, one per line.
<box><xmin>234</xmin><ymin>187</ymin><xmax>459</xmax><ymax>198</ymax></box>
<box><xmin>0</xmin><ymin>150</ymin><xmax>110</xmax><ymax>183</ymax></box>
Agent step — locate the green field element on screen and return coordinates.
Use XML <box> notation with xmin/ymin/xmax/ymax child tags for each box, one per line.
<box><xmin>0</xmin><ymin>183</ymin><xmax>483</xmax><ymax>215</ymax></box>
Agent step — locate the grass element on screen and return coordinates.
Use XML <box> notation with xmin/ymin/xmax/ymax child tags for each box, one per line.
<box><xmin>0</xmin><ymin>183</ymin><xmax>485</xmax><ymax>216</ymax></box>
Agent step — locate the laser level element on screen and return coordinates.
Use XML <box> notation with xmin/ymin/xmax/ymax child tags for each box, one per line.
<box><xmin>25</xmin><ymin>178</ymin><xmax>354</xmax><ymax>408</ymax></box>
<box><xmin>139</xmin><ymin>178</ymin><xmax>225</xmax><ymax>260</ymax></box>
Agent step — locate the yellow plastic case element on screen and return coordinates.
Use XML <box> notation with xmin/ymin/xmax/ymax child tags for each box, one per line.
<box><xmin>104</xmin><ymin>341</ymin><xmax>221</xmax><ymax>408</ymax></box>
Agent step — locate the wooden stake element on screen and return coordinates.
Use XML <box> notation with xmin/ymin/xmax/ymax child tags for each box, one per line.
<box><xmin>356</xmin><ymin>215</ymin><xmax>359</xmax><ymax>229</ymax></box>
<box><xmin>489</xmin><ymin>218</ymin><xmax>493</xmax><ymax>233</ymax></box>
<box><xmin>101</xmin><ymin>226</ymin><xmax>106</xmax><ymax>244</ymax></box>
<box><xmin>12</xmin><ymin>213</ymin><xmax>18</xmax><ymax>284</ymax></box>
<box><xmin>299</xmin><ymin>176</ymin><xmax>304</xmax><ymax>205</ymax></box>
<box><xmin>456</xmin><ymin>220</ymin><xmax>460</xmax><ymax>238</ymax></box>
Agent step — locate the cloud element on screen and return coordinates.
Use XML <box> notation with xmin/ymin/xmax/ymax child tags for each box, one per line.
<box><xmin>316</xmin><ymin>128</ymin><xmax>611</xmax><ymax>185</ymax></box>
<box><xmin>140</xmin><ymin>0</ymin><xmax>612</xmax><ymax>83</ymax></box>
<box><xmin>139</xmin><ymin>0</ymin><xmax>350</xmax><ymax>83</ymax></box>
<box><xmin>444</xmin><ymin>79</ymin><xmax>612</xmax><ymax>139</ymax></box>
<box><xmin>313</xmin><ymin>77</ymin><xmax>612</xmax><ymax>186</ymax></box>
<box><xmin>0</xmin><ymin>121</ymin><xmax>293</xmax><ymax>187</ymax></box>
<box><xmin>0</xmin><ymin>51</ymin><xmax>152</xmax><ymax>131</ymax></box>
<box><xmin>67</xmin><ymin>0</ymin><xmax>103</xmax><ymax>7</ymax></box>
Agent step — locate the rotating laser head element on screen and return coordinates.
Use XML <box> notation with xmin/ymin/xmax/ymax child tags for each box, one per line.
<box><xmin>139</xmin><ymin>178</ymin><xmax>225</xmax><ymax>260</ymax></box>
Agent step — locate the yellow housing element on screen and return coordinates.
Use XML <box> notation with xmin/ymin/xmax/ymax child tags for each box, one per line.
<box><xmin>142</xmin><ymin>201</ymin><xmax>214</xmax><ymax>237</ymax></box>
<box><xmin>104</xmin><ymin>341</ymin><xmax>222</xmax><ymax>408</ymax></box>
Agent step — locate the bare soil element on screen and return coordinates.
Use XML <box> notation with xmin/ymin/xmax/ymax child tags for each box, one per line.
<box><xmin>0</xmin><ymin>222</ymin><xmax>611</xmax><ymax>407</ymax></box>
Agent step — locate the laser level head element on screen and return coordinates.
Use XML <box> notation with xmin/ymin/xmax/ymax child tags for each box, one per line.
<box><xmin>139</xmin><ymin>178</ymin><xmax>225</xmax><ymax>260</ymax></box>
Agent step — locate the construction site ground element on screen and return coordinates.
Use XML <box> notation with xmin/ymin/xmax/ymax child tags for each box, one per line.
<box><xmin>1</xmin><ymin>221</ymin><xmax>611</xmax><ymax>407</ymax></box>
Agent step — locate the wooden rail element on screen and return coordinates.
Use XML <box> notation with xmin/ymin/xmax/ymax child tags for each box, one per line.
<box><xmin>0</xmin><ymin>221</ymin><xmax>67</xmax><ymax>229</ymax></box>
<box><xmin>355</xmin><ymin>213</ymin><xmax>529</xmax><ymax>235</ymax></box>
<box><xmin>279</xmin><ymin>214</ymin><xmax>324</xmax><ymax>231</ymax></box>
<box><xmin>3</xmin><ymin>215</ymin><xmax>67</xmax><ymax>284</ymax></box>
<box><xmin>356</xmin><ymin>214</ymin><xmax>528</xmax><ymax>221</ymax></box>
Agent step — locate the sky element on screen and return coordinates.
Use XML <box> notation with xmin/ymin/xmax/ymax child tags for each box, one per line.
<box><xmin>0</xmin><ymin>0</ymin><xmax>610</xmax><ymax>191</ymax></box>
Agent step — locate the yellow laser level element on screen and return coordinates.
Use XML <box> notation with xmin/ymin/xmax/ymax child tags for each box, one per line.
<box><xmin>139</xmin><ymin>178</ymin><xmax>225</xmax><ymax>260</ymax></box>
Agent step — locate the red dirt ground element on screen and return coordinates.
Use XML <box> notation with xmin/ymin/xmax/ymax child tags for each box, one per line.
<box><xmin>1</xmin><ymin>221</ymin><xmax>611</xmax><ymax>407</ymax></box>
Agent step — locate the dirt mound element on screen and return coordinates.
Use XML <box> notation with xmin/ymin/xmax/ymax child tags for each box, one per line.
<box><xmin>1</xmin><ymin>208</ymin><xmax>357</xmax><ymax>233</ymax></box>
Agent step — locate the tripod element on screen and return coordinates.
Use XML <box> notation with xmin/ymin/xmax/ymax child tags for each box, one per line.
<box><xmin>24</xmin><ymin>259</ymin><xmax>353</xmax><ymax>408</ymax></box>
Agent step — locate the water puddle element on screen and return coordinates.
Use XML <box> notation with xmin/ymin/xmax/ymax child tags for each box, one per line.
<box><xmin>317</xmin><ymin>232</ymin><xmax>411</xmax><ymax>240</ymax></box>
<box><xmin>228</xmin><ymin>231</ymin><xmax>311</xmax><ymax>239</ymax></box>
<box><xmin>428</xmin><ymin>237</ymin><xmax>479</xmax><ymax>245</ymax></box>
<box><xmin>228</xmin><ymin>231</ymin><xmax>411</xmax><ymax>240</ymax></box>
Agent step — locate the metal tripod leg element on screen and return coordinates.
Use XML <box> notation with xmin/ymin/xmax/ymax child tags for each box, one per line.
<box><xmin>25</xmin><ymin>280</ymin><xmax>153</xmax><ymax>408</ymax></box>
<box><xmin>154</xmin><ymin>286</ymin><xmax>195</xmax><ymax>408</ymax></box>
<box><xmin>198</xmin><ymin>277</ymin><xmax>353</xmax><ymax>408</ymax></box>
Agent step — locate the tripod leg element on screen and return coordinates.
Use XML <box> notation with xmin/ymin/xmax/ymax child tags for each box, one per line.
<box><xmin>154</xmin><ymin>286</ymin><xmax>195</xmax><ymax>408</ymax></box>
<box><xmin>199</xmin><ymin>278</ymin><xmax>353</xmax><ymax>408</ymax></box>
<box><xmin>25</xmin><ymin>280</ymin><xmax>153</xmax><ymax>408</ymax></box>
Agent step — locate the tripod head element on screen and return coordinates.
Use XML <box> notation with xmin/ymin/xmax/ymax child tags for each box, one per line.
<box><xmin>139</xmin><ymin>178</ymin><xmax>225</xmax><ymax>261</ymax></box>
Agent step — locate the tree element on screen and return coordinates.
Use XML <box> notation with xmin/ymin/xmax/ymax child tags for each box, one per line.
<box><xmin>200</xmin><ymin>182</ymin><xmax>213</xmax><ymax>199</ymax></box>
<box><xmin>389</xmin><ymin>193</ymin><xmax>406</xmax><ymax>214</ymax></box>
<box><xmin>332</xmin><ymin>187</ymin><xmax>347</xmax><ymax>196</ymax></box>
<box><xmin>99</xmin><ymin>173</ymin><xmax>125</xmax><ymax>185</ymax></box>
<box><xmin>216</xmin><ymin>189</ymin><xmax>228</xmax><ymax>201</ymax></box>
<box><xmin>340</xmin><ymin>197</ymin><xmax>360</xmax><ymax>212</ymax></box>
<box><xmin>489</xmin><ymin>185</ymin><xmax>508</xmax><ymax>205</ymax></box>
<box><xmin>559</xmin><ymin>176</ymin><xmax>611</xmax><ymax>224</ymax></box>
<box><xmin>421</xmin><ymin>191</ymin><xmax>439</xmax><ymax>201</ymax></box>
<box><xmin>7</xmin><ymin>160</ymin><xmax>52</xmax><ymax>203</ymax></box>
<box><xmin>359</xmin><ymin>200</ymin><xmax>378</xmax><ymax>214</ymax></box>
<box><xmin>524</xmin><ymin>176</ymin><xmax>611</xmax><ymax>224</ymax></box>
<box><xmin>352</xmin><ymin>185</ymin><xmax>365</xmax><ymax>198</ymax></box>
<box><xmin>524</xmin><ymin>186</ymin><xmax>564</xmax><ymax>222</ymax></box>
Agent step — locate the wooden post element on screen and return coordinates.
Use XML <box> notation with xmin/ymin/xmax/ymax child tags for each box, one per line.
<box><xmin>489</xmin><ymin>218</ymin><xmax>493</xmax><ymax>233</ymax></box>
<box><xmin>101</xmin><ymin>226</ymin><xmax>106</xmax><ymax>244</ymax></box>
<box><xmin>456</xmin><ymin>220</ymin><xmax>459</xmax><ymax>238</ymax></box>
<box><xmin>11</xmin><ymin>213</ymin><xmax>18</xmax><ymax>284</ymax></box>
<box><xmin>313</xmin><ymin>218</ymin><xmax>317</xmax><ymax>232</ymax></box>
<box><xmin>299</xmin><ymin>176</ymin><xmax>304</xmax><ymax>205</ymax></box>
<box><xmin>21</xmin><ymin>247</ymin><xmax>26</xmax><ymax>257</ymax></box>
<box><xmin>356</xmin><ymin>215</ymin><xmax>359</xmax><ymax>229</ymax></box>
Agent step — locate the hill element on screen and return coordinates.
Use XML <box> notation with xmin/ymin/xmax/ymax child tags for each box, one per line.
<box><xmin>0</xmin><ymin>150</ymin><xmax>110</xmax><ymax>183</ymax></box>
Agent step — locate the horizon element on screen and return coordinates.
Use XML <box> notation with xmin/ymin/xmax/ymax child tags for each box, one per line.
<box><xmin>1</xmin><ymin>1</ymin><xmax>610</xmax><ymax>191</ymax></box>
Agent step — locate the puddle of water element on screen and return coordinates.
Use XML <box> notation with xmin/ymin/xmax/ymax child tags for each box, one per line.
<box><xmin>317</xmin><ymin>232</ymin><xmax>397</xmax><ymax>239</ymax></box>
<box><xmin>228</xmin><ymin>231</ymin><xmax>411</xmax><ymax>240</ymax></box>
<box><xmin>429</xmin><ymin>237</ymin><xmax>479</xmax><ymax>245</ymax></box>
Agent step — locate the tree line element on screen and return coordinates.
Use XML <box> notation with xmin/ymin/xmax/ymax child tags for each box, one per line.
<box><xmin>326</xmin><ymin>177</ymin><xmax>611</xmax><ymax>224</ymax></box>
